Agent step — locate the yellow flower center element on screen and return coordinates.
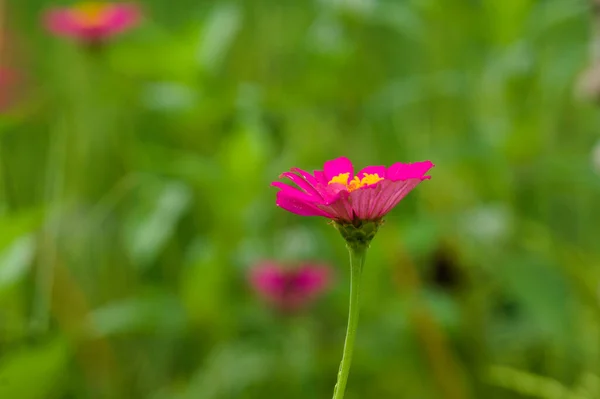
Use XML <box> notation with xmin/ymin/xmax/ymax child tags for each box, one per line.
<box><xmin>328</xmin><ymin>173</ymin><xmax>384</xmax><ymax>192</ymax></box>
<box><xmin>72</xmin><ymin>2</ymin><xmax>110</xmax><ymax>26</ymax></box>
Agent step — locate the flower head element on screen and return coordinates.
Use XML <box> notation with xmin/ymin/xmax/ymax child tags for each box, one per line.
<box><xmin>272</xmin><ymin>157</ymin><xmax>434</xmax><ymax>224</ymax></box>
<box><xmin>249</xmin><ymin>261</ymin><xmax>333</xmax><ymax>312</ymax></box>
<box><xmin>43</xmin><ymin>2</ymin><xmax>141</xmax><ymax>43</ymax></box>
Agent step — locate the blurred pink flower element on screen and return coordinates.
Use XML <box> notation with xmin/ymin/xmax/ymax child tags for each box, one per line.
<box><xmin>0</xmin><ymin>23</ymin><xmax>27</xmax><ymax>113</ymax></box>
<box><xmin>0</xmin><ymin>67</ymin><xmax>20</xmax><ymax>112</ymax></box>
<box><xmin>43</xmin><ymin>2</ymin><xmax>141</xmax><ymax>43</ymax></box>
<box><xmin>272</xmin><ymin>157</ymin><xmax>434</xmax><ymax>223</ymax></box>
<box><xmin>249</xmin><ymin>262</ymin><xmax>333</xmax><ymax>312</ymax></box>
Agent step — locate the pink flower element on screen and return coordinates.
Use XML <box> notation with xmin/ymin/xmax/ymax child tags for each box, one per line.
<box><xmin>0</xmin><ymin>68</ymin><xmax>21</xmax><ymax>112</ymax></box>
<box><xmin>249</xmin><ymin>262</ymin><xmax>333</xmax><ymax>312</ymax></box>
<box><xmin>0</xmin><ymin>26</ymin><xmax>26</xmax><ymax>112</ymax></box>
<box><xmin>43</xmin><ymin>2</ymin><xmax>141</xmax><ymax>43</ymax></box>
<box><xmin>272</xmin><ymin>157</ymin><xmax>434</xmax><ymax>223</ymax></box>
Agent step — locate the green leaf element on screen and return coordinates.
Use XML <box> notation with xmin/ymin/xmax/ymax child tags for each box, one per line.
<box><xmin>0</xmin><ymin>338</ymin><xmax>68</xmax><ymax>399</ymax></box>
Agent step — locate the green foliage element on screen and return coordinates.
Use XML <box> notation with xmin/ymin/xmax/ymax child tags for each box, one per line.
<box><xmin>0</xmin><ymin>338</ymin><xmax>68</xmax><ymax>399</ymax></box>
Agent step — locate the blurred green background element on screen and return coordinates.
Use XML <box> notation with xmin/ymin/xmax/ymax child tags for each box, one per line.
<box><xmin>2</xmin><ymin>0</ymin><xmax>600</xmax><ymax>398</ymax></box>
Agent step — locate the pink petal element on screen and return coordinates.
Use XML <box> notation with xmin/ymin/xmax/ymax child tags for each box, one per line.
<box><xmin>249</xmin><ymin>262</ymin><xmax>333</xmax><ymax>312</ymax></box>
<box><xmin>313</xmin><ymin>170</ymin><xmax>328</xmax><ymax>185</ymax></box>
<box><xmin>323</xmin><ymin>157</ymin><xmax>354</xmax><ymax>182</ymax></box>
<box><xmin>320</xmin><ymin>182</ymin><xmax>348</xmax><ymax>204</ymax></box>
<box><xmin>346</xmin><ymin>178</ymin><xmax>424</xmax><ymax>220</ymax></box>
<box><xmin>386</xmin><ymin>161</ymin><xmax>434</xmax><ymax>181</ymax></box>
<box><xmin>81</xmin><ymin>26</ymin><xmax>114</xmax><ymax>41</ymax></box>
<box><xmin>43</xmin><ymin>3</ymin><xmax>141</xmax><ymax>41</ymax></box>
<box><xmin>311</xmin><ymin>170</ymin><xmax>345</xmax><ymax>203</ymax></box>
<box><xmin>371</xmin><ymin>179</ymin><xmax>422</xmax><ymax>218</ymax></box>
<box><xmin>44</xmin><ymin>9</ymin><xmax>82</xmax><ymax>37</ymax></box>
<box><xmin>294</xmin><ymin>264</ymin><xmax>332</xmax><ymax>297</ymax></box>
<box><xmin>280</xmin><ymin>172</ymin><xmax>322</xmax><ymax>199</ymax></box>
<box><xmin>291</xmin><ymin>168</ymin><xmax>321</xmax><ymax>188</ymax></box>
<box><xmin>271</xmin><ymin>182</ymin><xmax>316</xmax><ymax>202</ymax></box>
<box><xmin>276</xmin><ymin>191</ymin><xmax>332</xmax><ymax>217</ymax></box>
<box><xmin>347</xmin><ymin>184</ymin><xmax>383</xmax><ymax>220</ymax></box>
<box><xmin>288</xmin><ymin>168</ymin><xmax>334</xmax><ymax>200</ymax></box>
<box><xmin>365</xmin><ymin>180</ymin><xmax>399</xmax><ymax>218</ymax></box>
<box><xmin>318</xmin><ymin>191</ymin><xmax>354</xmax><ymax>222</ymax></box>
<box><xmin>249</xmin><ymin>262</ymin><xmax>285</xmax><ymax>299</ymax></box>
<box><xmin>356</xmin><ymin>165</ymin><xmax>386</xmax><ymax>180</ymax></box>
<box><xmin>105</xmin><ymin>4</ymin><xmax>141</xmax><ymax>34</ymax></box>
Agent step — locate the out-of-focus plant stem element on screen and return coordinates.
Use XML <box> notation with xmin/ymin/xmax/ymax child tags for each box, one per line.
<box><xmin>394</xmin><ymin>243</ymin><xmax>469</xmax><ymax>399</ymax></box>
<box><xmin>32</xmin><ymin>121</ymin><xmax>67</xmax><ymax>333</ymax></box>
<box><xmin>51</xmin><ymin>258</ymin><xmax>119</xmax><ymax>396</ymax></box>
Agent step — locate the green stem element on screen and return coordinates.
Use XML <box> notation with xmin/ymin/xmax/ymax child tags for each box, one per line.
<box><xmin>32</xmin><ymin>121</ymin><xmax>67</xmax><ymax>334</ymax></box>
<box><xmin>332</xmin><ymin>244</ymin><xmax>367</xmax><ymax>399</ymax></box>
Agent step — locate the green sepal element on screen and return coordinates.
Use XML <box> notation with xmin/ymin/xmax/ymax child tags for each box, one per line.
<box><xmin>331</xmin><ymin>219</ymin><xmax>383</xmax><ymax>250</ymax></box>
